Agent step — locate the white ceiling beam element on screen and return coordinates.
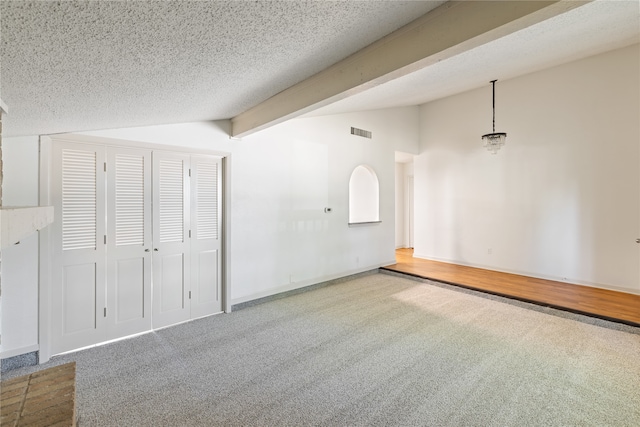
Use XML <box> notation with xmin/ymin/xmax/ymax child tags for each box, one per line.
<box><xmin>231</xmin><ymin>0</ymin><xmax>590</xmax><ymax>138</ymax></box>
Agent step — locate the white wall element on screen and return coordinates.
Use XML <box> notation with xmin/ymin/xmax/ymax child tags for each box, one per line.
<box><xmin>395</xmin><ymin>161</ymin><xmax>414</xmax><ymax>248</ymax></box>
<box><xmin>415</xmin><ymin>44</ymin><xmax>640</xmax><ymax>294</ymax></box>
<box><xmin>83</xmin><ymin>116</ymin><xmax>401</xmax><ymax>303</ymax></box>
<box><xmin>0</xmin><ymin>136</ymin><xmax>40</xmax><ymax>358</ymax></box>
<box><xmin>84</xmin><ymin>110</ymin><xmax>414</xmax><ymax>301</ymax></box>
<box><xmin>386</xmin><ymin>107</ymin><xmax>420</xmax><ymax>155</ymax></box>
<box><xmin>395</xmin><ymin>162</ymin><xmax>405</xmax><ymax>248</ymax></box>
<box><xmin>404</xmin><ymin>162</ymin><xmax>414</xmax><ymax>248</ymax></box>
<box><xmin>80</xmin><ymin>121</ymin><xmax>234</xmax><ymax>152</ymax></box>
<box><xmin>1</xmin><ymin>107</ymin><xmax>418</xmax><ymax>357</ymax></box>
<box><xmin>235</xmin><ymin>110</ymin><xmax>410</xmax><ymax>301</ymax></box>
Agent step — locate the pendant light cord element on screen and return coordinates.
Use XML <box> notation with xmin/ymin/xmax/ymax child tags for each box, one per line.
<box><xmin>491</xmin><ymin>79</ymin><xmax>497</xmax><ymax>133</ymax></box>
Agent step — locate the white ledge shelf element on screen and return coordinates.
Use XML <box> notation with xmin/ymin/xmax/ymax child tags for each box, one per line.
<box><xmin>348</xmin><ymin>221</ymin><xmax>382</xmax><ymax>227</ymax></box>
<box><xmin>0</xmin><ymin>206</ymin><xmax>54</xmax><ymax>249</ymax></box>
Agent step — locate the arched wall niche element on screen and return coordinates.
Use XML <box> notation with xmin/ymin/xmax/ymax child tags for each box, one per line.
<box><xmin>349</xmin><ymin>164</ymin><xmax>380</xmax><ymax>225</ymax></box>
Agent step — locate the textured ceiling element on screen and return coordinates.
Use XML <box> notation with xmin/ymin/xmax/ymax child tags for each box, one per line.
<box><xmin>306</xmin><ymin>0</ymin><xmax>640</xmax><ymax>118</ymax></box>
<box><xmin>1</xmin><ymin>1</ymin><xmax>638</xmax><ymax>138</ymax></box>
<box><xmin>0</xmin><ymin>0</ymin><xmax>443</xmax><ymax>137</ymax></box>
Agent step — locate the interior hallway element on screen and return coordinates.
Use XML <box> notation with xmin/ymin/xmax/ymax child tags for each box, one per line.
<box><xmin>383</xmin><ymin>249</ymin><xmax>640</xmax><ymax>326</ymax></box>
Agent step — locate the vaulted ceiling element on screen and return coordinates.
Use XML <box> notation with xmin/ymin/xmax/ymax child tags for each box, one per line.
<box><xmin>1</xmin><ymin>1</ymin><xmax>638</xmax><ymax>138</ymax></box>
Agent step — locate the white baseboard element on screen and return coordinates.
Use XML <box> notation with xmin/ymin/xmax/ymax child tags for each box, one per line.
<box><xmin>231</xmin><ymin>261</ymin><xmax>396</xmax><ymax>306</ymax></box>
<box><xmin>411</xmin><ymin>252</ymin><xmax>640</xmax><ymax>296</ymax></box>
<box><xmin>1</xmin><ymin>343</ymin><xmax>39</xmax><ymax>360</ymax></box>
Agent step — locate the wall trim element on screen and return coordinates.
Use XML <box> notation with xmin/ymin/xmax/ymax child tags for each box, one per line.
<box><xmin>45</xmin><ymin>132</ymin><xmax>231</xmax><ymax>158</ymax></box>
<box><xmin>0</xmin><ymin>344</ymin><xmax>39</xmax><ymax>360</ymax></box>
<box><xmin>230</xmin><ymin>259</ymin><xmax>395</xmax><ymax>307</ymax></box>
<box><xmin>412</xmin><ymin>252</ymin><xmax>640</xmax><ymax>296</ymax></box>
<box><xmin>231</xmin><ymin>268</ymin><xmax>380</xmax><ymax>311</ymax></box>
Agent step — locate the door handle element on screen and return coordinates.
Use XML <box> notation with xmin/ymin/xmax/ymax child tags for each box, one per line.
<box><xmin>154</xmin><ymin>248</ymin><xmax>159</xmax><ymax>251</ymax></box>
<box><xmin>145</xmin><ymin>249</ymin><xmax>150</xmax><ymax>252</ymax></box>
<box><xmin>636</xmin><ymin>239</ymin><xmax>640</xmax><ymax>244</ymax></box>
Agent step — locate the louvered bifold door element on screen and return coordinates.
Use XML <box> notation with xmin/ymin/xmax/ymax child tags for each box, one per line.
<box><xmin>106</xmin><ymin>147</ymin><xmax>152</xmax><ymax>339</ymax></box>
<box><xmin>151</xmin><ymin>151</ymin><xmax>191</xmax><ymax>329</ymax></box>
<box><xmin>51</xmin><ymin>142</ymin><xmax>107</xmax><ymax>355</ymax></box>
<box><xmin>190</xmin><ymin>155</ymin><xmax>223</xmax><ymax>318</ymax></box>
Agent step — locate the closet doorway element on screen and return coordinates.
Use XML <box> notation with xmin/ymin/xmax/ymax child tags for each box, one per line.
<box><xmin>41</xmin><ymin>135</ymin><xmax>225</xmax><ymax>358</ymax></box>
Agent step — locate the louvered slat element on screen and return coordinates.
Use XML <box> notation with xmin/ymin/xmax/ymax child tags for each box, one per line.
<box><xmin>115</xmin><ymin>154</ymin><xmax>145</xmax><ymax>246</ymax></box>
<box><xmin>62</xmin><ymin>149</ymin><xmax>97</xmax><ymax>250</ymax></box>
<box><xmin>159</xmin><ymin>159</ymin><xmax>184</xmax><ymax>243</ymax></box>
<box><xmin>196</xmin><ymin>161</ymin><xmax>218</xmax><ymax>240</ymax></box>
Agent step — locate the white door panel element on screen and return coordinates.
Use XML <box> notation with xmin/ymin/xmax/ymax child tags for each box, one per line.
<box><xmin>62</xmin><ymin>262</ymin><xmax>98</xmax><ymax>335</ymax></box>
<box><xmin>114</xmin><ymin>258</ymin><xmax>145</xmax><ymax>322</ymax></box>
<box><xmin>159</xmin><ymin>253</ymin><xmax>186</xmax><ymax>309</ymax></box>
<box><xmin>49</xmin><ymin>141</ymin><xmax>224</xmax><ymax>354</ymax></box>
<box><xmin>196</xmin><ymin>249</ymin><xmax>218</xmax><ymax>303</ymax></box>
<box><xmin>152</xmin><ymin>152</ymin><xmax>191</xmax><ymax>329</ymax></box>
<box><xmin>52</xmin><ymin>142</ymin><xmax>107</xmax><ymax>355</ymax></box>
<box><xmin>106</xmin><ymin>147</ymin><xmax>152</xmax><ymax>339</ymax></box>
<box><xmin>190</xmin><ymin>156</ymin><xmax>222</xmax><ymax>319</ymax></box>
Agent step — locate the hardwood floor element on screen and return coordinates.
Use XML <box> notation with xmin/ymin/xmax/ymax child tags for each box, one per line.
<box><xmin>382</xmin><ymin>248</ymin><xmax>640</xmax><ymax>326</ymax></box>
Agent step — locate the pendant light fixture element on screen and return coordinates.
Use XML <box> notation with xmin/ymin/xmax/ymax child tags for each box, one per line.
<box><xmin>481</xmin><ymin>80</ymin><xmax>507</xmax><ymax>154</ymax></box>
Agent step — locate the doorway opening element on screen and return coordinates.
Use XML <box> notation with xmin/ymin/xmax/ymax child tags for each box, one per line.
<box><xmin>395</xmin><ymin>152</ymin><xmax>414</xmax><ymax>249</ymax></box>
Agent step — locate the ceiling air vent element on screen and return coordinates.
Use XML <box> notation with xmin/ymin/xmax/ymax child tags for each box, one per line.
<box><xmin>351</xmin><ymin>127</ymin><xmax>372</xmax><ymax>139</ymax></box>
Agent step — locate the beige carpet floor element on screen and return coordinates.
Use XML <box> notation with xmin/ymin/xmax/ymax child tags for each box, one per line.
<box><xmin>3</xmin><ymin>272</ymin><xmax>640</xmax><ymax>426</ymax></box>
